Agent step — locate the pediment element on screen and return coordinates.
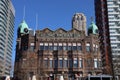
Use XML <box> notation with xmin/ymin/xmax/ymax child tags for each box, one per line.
<box><xmin>68</xmin><ymin>28</ymin><xmax>80</xmax><ymax>33</ymax></box>
<box><xmin>54</xmin><ymin>28</ymin><xmax>67</xmax><ymax>33</ymax></box>
<box><xmin>42</xmin><ymin>28</ymin><xmax>53</xmax><ymax>33</ymax></box>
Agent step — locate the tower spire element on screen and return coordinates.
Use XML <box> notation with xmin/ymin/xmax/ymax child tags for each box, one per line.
<box><xmin>36</xmin><ymin>13</ymin><xmax>38</xmax><ymax>30</ymax></box>
<box><xmin>23</xmin><ymin>6</ymin><xmax>26</xmax><ymax>20</ymax></box>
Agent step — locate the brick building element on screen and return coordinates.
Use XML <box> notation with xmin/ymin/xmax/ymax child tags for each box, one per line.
<box><xmin>14</xmin><ymin>13</ymin><xmax>102</xmax><ymax>80</ymax></box>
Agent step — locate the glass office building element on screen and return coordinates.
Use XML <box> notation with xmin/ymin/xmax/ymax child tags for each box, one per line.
<box><xmin>0</xmin><ymin>0</ymin><xmax>15</xmax><ymax>76</ymax></box>
<box><xmin>95</xmin><ymin>0</ymin><xmax>120</xmax><ymax>78</ymax></box>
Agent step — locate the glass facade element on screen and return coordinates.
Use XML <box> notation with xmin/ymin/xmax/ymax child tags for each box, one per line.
<box><xmin>107</xmin><ymin>0</ymin><xmax>120</xmax><ymax>75</ymax></box>
<box><xmin>0</xmin><ymin>0</ymin><xmax>15</xmax><ymax>76</ymax></box>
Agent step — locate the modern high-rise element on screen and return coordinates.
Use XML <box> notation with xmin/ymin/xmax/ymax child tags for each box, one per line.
<box><xmin>95</xmin><ymin>0</ymin><xmax>120</xmax><ymax>78</ymax></box>
<box><xmin>0</xmin><ymin>0</ymin><xmax>15</xmax><ymax>76</ymax></box>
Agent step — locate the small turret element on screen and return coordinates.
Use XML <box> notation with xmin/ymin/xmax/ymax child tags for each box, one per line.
<box><xmin>88</xmin><ymin>21</ymin><xmax>98</xmax><ymax>35</ymax></box>
<box><xmin>17</xmin><ymin>20</ymin><xmax>29</xmax><ymax>38</ymax></box>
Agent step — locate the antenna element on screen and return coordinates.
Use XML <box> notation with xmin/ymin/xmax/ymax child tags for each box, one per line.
<box><xmin>23</xmin><ymin>6</ymin><xmax>26</xmax><ymax>20</ymax></box>
<box><xmin>36</xmin><ymin>14</ymin><xmax>38</xmax><ymax>30</ymax></box>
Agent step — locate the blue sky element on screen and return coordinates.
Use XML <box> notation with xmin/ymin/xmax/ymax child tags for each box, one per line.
<box><xmin>12</xmin><ymin>0</ymin><xmax>95</xmax><ymax>63</ymax></box>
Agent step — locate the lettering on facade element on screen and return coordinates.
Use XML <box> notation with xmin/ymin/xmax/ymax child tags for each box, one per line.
<box><xmin>38</xmin><ymin>33</ymin><xmax>82</xmax><ymax>38</ymax></box>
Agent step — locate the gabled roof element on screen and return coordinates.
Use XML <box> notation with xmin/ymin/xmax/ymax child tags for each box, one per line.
<box><xmin>42</xmin><ymin>28</ymin><xmax>53</xmax><ymax>33</ymax></box>
<box><xmin>54</xmin><ymin>28</ymin><xmax>67</xmax><ymax>33</ymax></box>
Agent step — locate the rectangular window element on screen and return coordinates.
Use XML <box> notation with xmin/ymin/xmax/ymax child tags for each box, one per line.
<box><xmin>77</xmin><ymin>43</ymin><xmax>82</xmax><ymax>51</ymax></box>
<box><xmin>40</xmin><ymin>46</ymin><xmax>44</xmax><ymax>50</ymax></box>
<box><xmin>58</xmin><ymin>43</ymin><xmax>62</xmax><ymax>50</ymax></box>
<box><xmin>72</xmin><ymin>46</ymin><xmax>77</xmax><ymax>50</ymax></box>
<box><xmin>98</xmin><ymin>59</ymin><xmax>101</xmax><ymax>67</ymax></box>
<box><xmin>79</xmin><ymin>59</ymin><xmax>83</xmax><ymax>68</ymax></box>
<box><xmin>64</xmin><ymin>58</ymin><xmax>68</xmax><ymax>68</ymax></box>
<box><xmin>54</xmin><ymin>59</ymin><xmax>58</xmax><ymax>68</ymax></box>
<box><xmin>68</xmin><ymin>43</ymin><xmax>72</xmax><ymax>50</ymax></box>
<box><xmin>63</xmin><ymin>46</ymin><xmax>67</xmax><ymax>50</ymax></box>
<box><xmin>53</xmin><ymin>43</ymin><xmax>57</xmax><ymax>50</ymax></box>
<box><xmin>49</xmin><ymin>46</ymin><xmax>53</xmax><ymax>50</ymax></box>
<box><xmin>78</xmin><ymin>46</ymin><xmax>82</xmax><ymax>51</ymax></box>
<box><xmin>59</xmin><ymin>58</ymin><xmax>63</xmax><ymax>68</ymax></box>
<box><xmin>49</xmin><ymin>43</ymin><xmax>53</xmax><ymax>50</ymax></box>
<box><xmin>44</xmin><ymin>58</ymin><xmax>48</xmax><ymax>68</ymax></box>
<box><xmin>53</xmin><ymin>46</ymin><xmax>57</xmax><ymax>50</ymax></box>
<box><xmin>68</xmin><ymin>46</ymin><xmax>72</xmax><ymax>50</ymax></box>
<box><xmin>30</xmin><ymin>46</ymin><xmax>34</xmax><ymax>51</ymax></box>
<box><xmin>63</xmin><ymin>43</ymin><xmax>67</xmax><ymax>50</ymax></box>
<box><xmin>96</xmin><ymin>45</ymin><xmax>98</xmax><ymax>52</ymax></box>
<box><xmin>69</xmin><ymin>59</ymin><xmax>73</xmax><ymax>68</ymax></box>
<box><xmin>30</xmin><ymin>43</ymin><xmax>34</xmax><ymax>51</ymax></box>
<box><xmin>73</xmin><ymin>58</ymin><xmax>78</xmax><ymax>68</ymax></box>
<box><xmin>49</xmin><ymin>58</ymin><xmax>53</xmax><ymax>68</ymax></box>
<box><xmin>86</xmin><ymin>43</ymin><xmax>90</xmax><ymax>52</ymax></box>
<box><xmin>40</xmin><ymin>43</ymin><xmax>44</xmax><ymax>50</ymax></box>
<box><xmin>44</xmin><ymin>43</ymin><xmax>49</xmax><ymax>50</ymax></box>
<box><xmin>72</xmin><ymin>43</ymin><xmax>77</xmax><ymax>50</ymax></box>
<box><xmin>44</xmin><ymin>46</ymin><xmax>49</xmax><ymax>50</ymax></box>
<box><xmin>93</xmin><ymin>44</ymin><xmax>95</xmax><ymax>52</ymax></box>
<box><xmin>94</xmin><ymin>59</ymin><xmax>98</xmax><ymax>68</ymax></box>
<box><xmin>58</xmin><ymin>46</ymin><xmax>63</xmax><ymax>50</ymax></box>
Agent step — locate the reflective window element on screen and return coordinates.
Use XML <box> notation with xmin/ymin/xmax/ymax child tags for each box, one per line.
<box><xmin>63</xmin><ymin>43</ymin><xmax>67</xmax><ymax>50</ymax></box>
<box><xmin>73</xmin><ymin>58</ymin><xmax>78</xmax><ymax>68</ymax></box>
<box><xmin>79</xmin><ymin>59</ymin><xmax>83</xmax><ymax>68</ymax></box>
<box><xmin>58</xmin><ymin>46</ymin><xmax>63</xmax><ymax>50</ymax></box>
<box><xmin>72</xmin><ymin>43</ymin><xmax>77</xmax><ymax>50</ymax></box>
<box><xmin>72</xmin><ymin>46</ymin><xmax>77</xmax><ymax>50</ymax></box>
<box><xmin>96</xmin><ymin>45</ymin><xmax>98</xmax><ymax>52</ymax></box>
<box><xmin>40</xmin><ymin>46</ymin><xmax>44</xmax><ymax>50</ymax></box>
<box><xmin>30</xmin><ymin>46</ymin><xmax>34</xmax><ymax>51</ymax></box>
<box><xmin>44</xmin><ymin>46</ymin><xmax>49</xmax><ymax>50</ymax></box>
<box><xmin>49</xmin><ymin>46</ymin><xmax>53</xmax><ymax>50</ymax></box>
<box><xmin>30</xmin><ymin>43</ymin><xmax>34</xmax><ymax>51</ymax></box>
<box><xmin>78</xmin><ymin>46</ymin><xmax>82</xmax><ymax>51</ymax></box>
<box><xmin>86</xmin><ymin>43</ymin><xmax>90</xmax><ymax>52</ymax></box>
<box><xmin>59</xmin><ymin>58</ymin><xmax>63</xmax><ymax>68</ymax></box>
<box><xmin>94</xmin><ymin>59</ymin><xmax>98</xmax><ymax>68</ymax></box>
<box><xmin>44</xmin><ymin>43</ymin><xmax>49</xmax><ymax>50</ymax></box>
<box><xmin>40</xmin><ymin>43</ymin><xmax>44</xmax><ymax>50</ymax></box>
<box><xmin>49</xmin><ymin>43</ymin><xmax>53</xmax><ymax>50</ymax></box>
<box><xmin>64</xmin><ymin>58</ymin><xmax>68</xmax><ymax>68</ymax></box>
<box><xmin>54</xmin><ymin>59</ymin><xmax>58</xmax><ymax>68</ymax></box>
<box><xmin>69</xmin><ymin>59</ymin><xmax>73</xmax><ymax>68</ymax></box>
<box><xmin>53</xmin><ymin>46</ymin><xmax>57</xmax><ymax>50</ymax></box>
<box><xmin>44</xmin><ymin>58</ymin><xmax>48</xmax><ymax>68</ymax></box>
<box><xmin>68</xmin><ymin>46</ymin><xmax>72</xmax><ymax>50</ymax></box>
<box><xmin>49</xmin><ymin>59</ymin><xmax>53</xmax><ymax>68</ymax></box>
<box><xmin>63</xmin><ymin>46</ymin><xmax>67</xmax><ymax>50</ymax></box>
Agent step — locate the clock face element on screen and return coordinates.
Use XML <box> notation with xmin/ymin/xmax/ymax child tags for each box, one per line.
<box><xmin>24</xmin><ymin>28</ymin><xmax>28</xmax><ymax>33</ymax></box>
